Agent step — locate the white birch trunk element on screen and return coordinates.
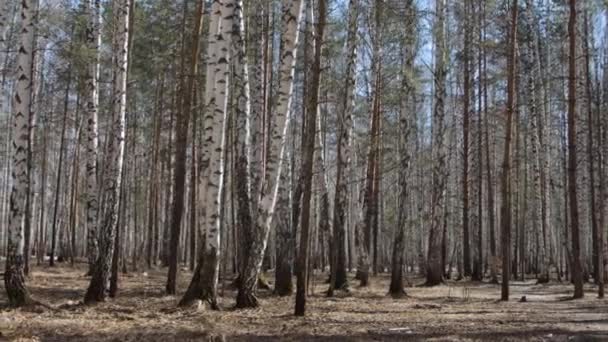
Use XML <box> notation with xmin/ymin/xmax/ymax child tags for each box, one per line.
<box><xmin>4</xmin><ymin>0</ymin><xmax>36</xmax><ymax>307</ymax></box>
<box><xmin>314</xmin><ymin>105</ymin><xmax>330</xmax><ymax>267</ymax></box>
<box><xmin>390</xmin><ymin>0</ymin><xmax>415</xmax><ymax>296</ymax></box>
<box><xmin>84</xmin><ymin>0</ymin><xmax>129</xmax><ymax>304</ymax></box>
<box><xmin>0</xmin><ymin>0</ymin><xmax>9</xmax><ymax>47</ymax></box>
<box><xmin>84</xmin><ymin>0</ymin><xmax>101</xmax><ymax>273</ymax></box>
<box><xmin>236</xmin><ymin>0</ymin><xmax>305</xmax><ymax>308</ymax></box>
<box><xmin>232</xmin><ymin>0</ymin><xmax>256</xmax><ymax>293</ymax></box>
<box><xmin>0</xmin><ymin>0</ymin><xmax>11</xmax><ymax>115</ymax></box>
<box><xmin>249</xmin><ymin>0</ymin><xmax>267</xmax><ymax>208</ymax></box>
<box><xmin>179</xmin><ymin>0</ymin><xmax>235</xmax><ymax>308</ymax></box>
<box><xmin>426</xmin><ymin>0</ymin><xmax>448</xmax><ymax>286</ymax></box>
<box><xmin>330</xmin><ymin>0</ymin><xmax>358</xmax><ymax>293</ymax></box>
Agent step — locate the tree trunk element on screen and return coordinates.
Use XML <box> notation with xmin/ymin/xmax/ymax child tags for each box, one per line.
<box><xmin>232</xmin><ymin>0</ymin><xmax>257</xmax><ymax>307</ymax></box>
<box><xmin>473</xmin><ymin>0</ymin><xmax>484</xmax><ymax>282</ymax></box>
<box><xmin>329</xmin><ymin>0</ymin><xmax>358</xmax><ymax>296</ymax></box>
<box><xmin>37</xmin><ymin>126</ymin><xmax>48</xmax><ymax>266</ymax></box>
<box><xmin>4</xmin><ymin>0</ymin><xmax>36</xmax><ymax>307</ymax></box>
<box><xmin>482</xmin><ymin>6</ymin><xmax>497</xmax><ymax>282</ymax></box>
<box><xmin>84</xmin><ymin>0</ymin><xmax>130</xmax><ymax>304</ymax></box>
<box><xmin>462</xmin><ymin>0</ymin><xmax>472</xmax><ymax>279</ymax></box>
<box><xmin>236</xmin><ymin>0</ymin><xmax>305</xmax><ymax>309</ymax></box>
<box><xmin>500</xmin><ymin>0</ymin><xmax>517</xmax><ymax>301</ymax></box>
<box><xmin>85</xmin><ymin>0</ymin><xmax>101</xmax><ymax>276</ymax></box>
<box><xmin>110</xmin><ymin>159</ymin><xmax>128</xmax><ymax>298</ymax></box>
<box><xmin>389</xmin><ymin>0</ymin><xmax>415</xmax><ymax>298</ymax></box>
<box><xmin>274</xmin><ymin>160</ymin><xmax>294</xmax><ymax>296</ymax></box>
<box><xmin>50</xmin><ymin>48</ymin><xmax>72</xmax><ymax>267</ymax></box>
<box><xmin>179</xmin><ymin>0</ymin><xmax>235</xmax><ymax>309</ymax></box>
<box><xmin>567</xmin><ymin>0</ymin><xmax>584</xmax><ymax>299</ymax></box>
<box><xmin>295</xmin><ymin>0</ymin><xmax>326</xmax><ymax>316</ymax></box>
<box><xmin>425</xmin><ymin>0</ymin><xmax>447</xmax><ymax>286</ymax></box>
<box><xmin>147</xmin><ymin>77</ymin><xmax>163</xmax><ymax>269</ymax></box>
<box><xmin>582</xmin><ymin>10</ymin><xmax>599</xmax><ymax>286</ymax></box>
<box><xmin>166</xmin><ymin>0</ymin><xmax>204</xmax><ymax>296</ymax></box>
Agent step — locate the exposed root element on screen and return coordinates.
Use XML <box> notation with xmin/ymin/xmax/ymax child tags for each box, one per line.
<box><xmin>388</xmin><ymin>289</ymin><xmax>408</xmax><ymax>299</ymax></box>
<box><xmin>235</xmin><ymin>291</ymin><xmax>259</xmax><ymax>309</ymax></box>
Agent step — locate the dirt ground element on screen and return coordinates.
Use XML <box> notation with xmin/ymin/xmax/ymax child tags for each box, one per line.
<box><xmin>0</xmin><ymin>264</ymin><xmax>607</xmax><ymax>341</ymax></box>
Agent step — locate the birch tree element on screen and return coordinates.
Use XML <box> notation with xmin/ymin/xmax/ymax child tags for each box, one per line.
<box><xmin>179</xmin><ymin>0</ymin><xmax>235</xmax><ymax>309</ymax></box>
<box><xmin>166</xmin><ymin>0</ymin><xmax>204</xmax><ymax>296</ymax></box>
<box><xmin>500</xmin><ymin>0</ymin><xmax>517</xmax><ymax>301</ymax></box>
<box><xmin>84</xmin><ymin>0</ymin><xmax>101</xmax><ymax>275</ymax></box>
<box><xmin>329</xmin><ymin>0</ymin><xmax>359</xmax><ymax>295</ymax></box>
<box><xmin>236</xmin><ymin>0</ymin><xmax>305</xmax><ymax>308</ymax></box>
<box><xmin>0</xmin><ymin>0</ymin><xmax>11</xmax><ymax>114</ymax></box>
<box><xmin>295</xmin><ymin>0</ymin><xmax>326</xmax><ymax>316</ymax></box>
<box><xmin>4</xmin><ymin>0</ymin><xmax>36</xmax><ymax>307</ymax></box>
<box><xmin>567</xmin><ymin>0</ymin><xmax>583</xmax><ymax>299</ymax></box>
<box><xmin>84</xmin><ymin>0</ymin><xmax>130</xmax><ymax>304</ymax></box>
<box><xmin>0</xmin><ymin>0</ymin><xmax>9</xmax><ymax>49</ymax></box>
<box><xmin>389</xmin><ymin>0</ymin><xmax>416</xmax><ymax>298</ymax></box>
<box><xmin>233</xmin><ymin>0</ymin><xmax>254</xmax><ymax>296</ymax></box>
<box><xmin>462</xmin><ymin>0</ymin><xmax>472</xmax><ymax>278</ymax></box>
<box><xmin>426</xmin><ymin>0</ymin><xmax>448</xmax><ymax>286</ymax></box>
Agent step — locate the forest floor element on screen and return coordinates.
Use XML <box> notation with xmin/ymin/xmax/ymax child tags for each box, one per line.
<box><xmin>0</xmin><ymin>263</ymin><xmax>607</xmax><ymax>341</ymax></box>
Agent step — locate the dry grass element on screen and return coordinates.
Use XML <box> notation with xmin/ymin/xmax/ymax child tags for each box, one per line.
<box><xmin>1</xmin><ymin>263</ymin><xmax>607</xmax><ymax>341</ymax></box>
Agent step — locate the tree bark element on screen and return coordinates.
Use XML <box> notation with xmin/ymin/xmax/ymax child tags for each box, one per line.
<box><xmin>147</xmin><ymin>77</ymin><xmax>163</xmax><ymax>269</ymax></box>
<box><xmin>179</xmin><ymin>0</ymin><xmax>235</xmax><ymax>309</ymax></box>
<box><xmin>232</xmin><ymin>0</ymin><xmax>258</xmax><ymax>307</ymax></box>
<box><xmin>329</xmin><ymin>0</ymin><xmax>359</xmax><ymax>295</ymax></box>
<box><xmin>500</xmin><ymin>0</ymin><xmax>517</xmax><ymax>301</ymax></box>
<box><xmin>567</xmin><ymin>0</ymin><xmax>584</xmax><ymax>299</ymax></box>
<box><xmin>50</xmin><ymin>44</ymin><xmax>73</xmax><ymax>267</ymax></box>
<box><xmin>426</xmin><ymin>0</ymin><xmax>447</xmax><ymax>286</ymax></box>
<box><xmin>274</xmin><ymin>160</ymin><xmax>294</xmax><ymax>296</ymax></box>
<box><xmin>84</xmin><ymin>0</ymin><xmax>130</xmax><ymax>304</ymax></box>
<box><xmin>462</xmin><ymin>0</ymin><xmax>472</xmax><ymax>279</ymax></box>
<box><xmin>482</xmin><ymin>4</ymin><xmax>497</xmax><ymax>282</ymax></box>
<box><xmin>166</xmin><ymin>0</ymin><xmax>204</xmax><ymax>296</ymax></box>
<box><xmin>389</xmin><ymin>0</ymin><xmax>415</xmax><ymax>298</ymax></box>
<box><xmin>4</xmin><ymin>0</ymin><xmax>36</xmax><ymax>307</ymax></box>
<box><xmin>582</xmin><ymin>9</ymin><xmax>599</xmax><ymax>286</ymax></box>
<box><xmin>295</xmin><ymin>0</ymin><xmax>326</xmax><ymax>316</ymax></box>
<box><xmin>84</xmin><ymin>0</ymin><xmax>101</xmax><ymax>275</ymax></box>
<box><xmin>236</xmin><ymin>0</ymin><xmax>305</xmax><ymax>309</ymax></box>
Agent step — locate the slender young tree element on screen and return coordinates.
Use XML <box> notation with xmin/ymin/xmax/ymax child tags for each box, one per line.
<box><xmin>84</xmin><ymin>0</ymin><xmax>101</xmax><ymax>275</ymax></box>
<box><xmin>582</xmin><ymin>9</ymin><xmax>599</xmax><ymax>288</ymax></box>
<box><xmin>481</xmin><ymin>0</ymin><xmax>497</xmax><ymax>283</ymax></box>
<box><xmin>0</xmin><ymin>0</ymin><xmax>9</xmax><ymax>51</ymax></box>
<box><xmin>0</xmin><ymin>0</ymin><xmax>10</xmax><ymax>103</ymax></box>
<box><xmin>233</xmin><ymin>0</ymin><xmax>254</xmax><ymax>301</ymax></box>
<box><xmin>50</xmin><ymin>40</ymin><xmax>73</xmax><ymax>267</ymax></box>
<box><xmin>179</xmin><ymin>0</ymin><xmax>235</xmax><ymax>308</ymax></box>
<box><xmin>524</xmin><ymin>0</ymin><xmax>552</xmax><ymax>283</ymax></box>
<box><xmin>500</xmin><ymin>0</ymin><xmax>518</xmax><ymax>301</ymax></box>
<box><xmin>274</xmin><ymin>157</ymin><xmax>294</xmax><ymax>296</ymax></box>
<box><xmin>462</xmin><ymin>0</ymin><xmax>472</xmax><ymax>279</ymax></box>
<box><xmin>389</xmin><ymin>0</ymin><xmax>415</xmax><ymax>298</ymax></box>
<box><xmin>236</xmin><ymin>0</ymin><xmax>305</xmax><ymax>308</ymax></box>
<box><xmin>426</xmin><ymin>0</ymin><xmax>447</xmax><ymax>286</ymax></box>
<box><xmin>567</xmin><ymin>0</ymin><xmax>584</xmax><ymax>299</ymax></box>
<box><xmin>84</xmin><ymin>0</ymin><xmax>130</xmax><ymax>304</ymax></box>
<box><xmin>329</xmin><ymin>0</ymin><xmax>359</xmax><ymax>296</ymax></box>
<box><xmin>356</xmin><ymin>0</ymin><xmax>383</xmax><ymax>287</ymax></box>
<box><xmin>166</xmin><ymin>0</ymin><xmax>204</xmax><ymax>296</ymax></box>
<box><xmin>295</xmin><ymin>0</ymin><xmax>326</xmax><ymax>317</ymax></box>
<box><xmin>4</xmin><ymin>0</ymin><xmax>37</xmax><ymax>307</ymax></box>
<box><xmin>23</xmin><ymin>0</ymin><xmax>39</xmax><ymax>276</ymax></box>
<box><xmin>146</xmin><ymin>77</ymin><xmax>163</xmax><ymax>268</ymax></box>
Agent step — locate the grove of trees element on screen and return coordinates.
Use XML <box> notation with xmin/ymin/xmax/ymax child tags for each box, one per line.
<box><xmin>1</xmin><ymin>0</ymin><xmax>607</xmax><ymax>318</ymax></box>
